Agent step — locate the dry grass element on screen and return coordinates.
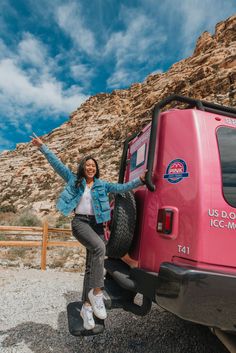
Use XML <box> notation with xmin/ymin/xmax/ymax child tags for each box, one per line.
<box><xmin>0</xmin><ymin>212</ymin><xmax>16</xmax><ymax>225</ymax></box>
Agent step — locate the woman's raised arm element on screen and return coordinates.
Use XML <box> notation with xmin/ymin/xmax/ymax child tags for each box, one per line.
<box><xmin>30</xmin><ymin>133</ymin><xmax>73</xmax><ymax>182</ymax></box>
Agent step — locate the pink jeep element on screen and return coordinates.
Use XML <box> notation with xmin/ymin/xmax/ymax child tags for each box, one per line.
<box><xmin>104</xmin><ymin>95</ymin><xmax>236</xmax><ymax>332</ymax></box>
<box><xmin>68</xmin><ymin>95</ymin><xmax>236</xmax><ymax>336</ymax></box>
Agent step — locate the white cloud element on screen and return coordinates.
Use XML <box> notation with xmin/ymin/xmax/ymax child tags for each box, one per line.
<box><xmin>0</xmin><ymin>58</ymin><xmax>87</xmax><ymax>120</ymax></box>
<box><xmin>24</xmin><ymin>122</ymin><xmax>32</xmax><ymax>133</ymax></box>
<box><xmin>144</xmin><ymin>0</ymin><xmax>236</xmax><ymax>57</ymax></box>
<box><xmin>0</xmin><ymin>38</ymin><xmax>12</xmax><ymax>59</ymax></box>
<box><xmin>0</xmin><ymin>30</ymin><xmax>89</xmax><ymax>134</ymax></box>
<box><xmin>176</xmin><ymin>0</ymin><xmax>236</xmax><ymax>56</ymax></box>
<box><xmin>56</xmin><ymin>2</ymin><xmax>96</xmax><ymax>55</ymax></box>
<box><xmin>106</xmin><ymin>8</ymin><xmax>167</xmax><ymax>88</ymax></box>
<box><xmin>70</xmin><ymin>63</ymin><xmax>95</xmax><ymax>83</ymax></box>
<box><xmin>18</xmin><ymin>32</ymin><xmax>47</xmax><ymax>67</ymax></box>
<box><xmin>107</xmin><ymin>69</ymin><xmax>135</xmax><ymax>89</ymax></box>
<box><xmin>106</xmin><ymin>0</ymin><xmax>236</xmax><ymax>88</ymax></box>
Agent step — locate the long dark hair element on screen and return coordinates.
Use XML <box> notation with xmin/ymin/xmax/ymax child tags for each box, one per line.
<box><xmin>75</xmin><ymin>156</ymin><xmax>100</xmax><ymax>187</ymax></box>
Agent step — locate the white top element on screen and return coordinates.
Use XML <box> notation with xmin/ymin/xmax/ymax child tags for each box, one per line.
<box><xmin>75</xmin><ymin>185</ymin><xmax>94</xmax><ymax>215</ymax></box>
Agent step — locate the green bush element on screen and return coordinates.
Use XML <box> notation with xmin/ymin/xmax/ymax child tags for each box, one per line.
<box><xmin>13</xmin><ymin>210</ymin><xmax>42</xmax><ymax>227</ymax></box>
<box><xmin>55</xmin><ymin>215</ymin><xmax>71</xmax><ymax>229</ymax></box>
<box><xmin>0</xmin><ymin>205</ymin><xmax>17</xmax><ymax>213</ymax></box>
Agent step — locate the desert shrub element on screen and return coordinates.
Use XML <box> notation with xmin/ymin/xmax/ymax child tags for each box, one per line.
<box><xmin>0</xmin><ymin>205</ymin><xmax>17</xmax><ymax>213</ymax></box>
<box><xmin>0</xmin><ymin>211</ymin><xmax>17</xmax><ymax>225</ymax></box>
<box><xmin>13</xmin><ymin>210</ymin><xmax>42</xmax><ymax>227</ymax></box>
<box><xmin>7</xmin><ymin>247</ymin><xmax>28</xmax><ymax>260</ymax></box>
<box><xmin>55</xmin><ymin>215</ymin><xmax>71</xmax><ymax>229</ymax></box>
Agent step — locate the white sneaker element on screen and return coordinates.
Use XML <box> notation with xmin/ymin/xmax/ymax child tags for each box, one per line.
<box><xmin>88</xmin><ymin>289</ymin><xmax>107</xmax><ymax>320</ymax></box>
<box><xmin>80</xmin><ymin>304</ymin><xmax>95</xmax><ymax>330</ymax></box>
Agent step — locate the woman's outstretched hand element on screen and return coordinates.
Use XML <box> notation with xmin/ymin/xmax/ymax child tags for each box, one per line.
<box><xmin>140</xmin><ymin>169</ymin><xmax>148</xmax><ymax>184</ymax></box>
<box><xmin>30</xmin><ymin>132</ymin><xmax>43</xmax><ymax>147</ymax></box>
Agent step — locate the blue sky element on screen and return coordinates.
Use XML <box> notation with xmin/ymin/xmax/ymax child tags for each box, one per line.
<box><xmin>0</xmin><ymin>0</ymin><xmax>235</xmax><ymax>152</ymax></box>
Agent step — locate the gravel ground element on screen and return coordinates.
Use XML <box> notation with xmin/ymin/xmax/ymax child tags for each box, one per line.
<box><xmin>0</xmin><ymin>268</ymin><xmax>229</xmax><ymax>353</ymax></box>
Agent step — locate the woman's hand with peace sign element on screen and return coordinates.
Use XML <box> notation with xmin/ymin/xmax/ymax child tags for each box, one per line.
<box><xmin>30</xmin><ymin>132</ymin><xmax>43</xmax><ymax>148</ymax></box>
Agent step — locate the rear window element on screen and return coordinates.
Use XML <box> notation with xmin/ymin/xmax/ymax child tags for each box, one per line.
<box><xmin>217</xmin><ymin>127</ymin><xmax>236</xmax><ymax>207</ymax></box>
<box><xmin>130</xmin><ymin>143</ymin><xmax>147</xmax><ymax>172</ymax></box>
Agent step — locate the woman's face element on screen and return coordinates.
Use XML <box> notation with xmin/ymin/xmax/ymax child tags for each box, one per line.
<box><xmin>84</xmin><ymin>159</ymin><xmax>97</xmax><ymax>179</ymax></box>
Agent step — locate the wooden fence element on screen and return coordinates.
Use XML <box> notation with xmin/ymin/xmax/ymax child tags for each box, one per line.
<box><xmin>0</xmin><ymin>221</ymin><xmax>80</xmax><ymax>270</ymax></box>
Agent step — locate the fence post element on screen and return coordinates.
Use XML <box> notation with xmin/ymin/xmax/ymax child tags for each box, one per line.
<box><xmin>41</xmin><ymin>220</ymin><xmax>48</xmax><ymax>270</ymax></box>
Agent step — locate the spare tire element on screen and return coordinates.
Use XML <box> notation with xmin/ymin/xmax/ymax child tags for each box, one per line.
<box><xmin>106</xmin><ymin>191</ymin><xmax>136</xmax><ymax>258</ymax></box>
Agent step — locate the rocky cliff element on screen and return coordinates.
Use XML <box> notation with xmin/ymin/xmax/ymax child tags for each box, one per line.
<box><xmin>0</xmin><ymin>15</ymin><xmax>235</xmax><ymax>218</ymax></box>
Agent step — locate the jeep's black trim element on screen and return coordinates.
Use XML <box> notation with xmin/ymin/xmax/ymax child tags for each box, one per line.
<box><xmin>105</xmin><ymin>258</ymin><xmax>137</xmax><ymax>291</ymax></box>
<box><xmin>103</xmin><ymin>277</ymin><xmax>135</xmax><ymax>310</ymax></box>
<box><xmin>104</xmin><ymin>258</ymin><xmax>152</xmax><ymax>316</ymax></box>
<box><xmin>156</xmin><ymin>262</ymin><xmax>236</xmax><ymax>332</ymax></box>
<box><xmin>119</xmin><ymin>132</ymin><xmax>138</xmax><ymax>183</ymax></box>
<box><xmin>105</xmin><ymin>258</ymin><xmax>158</xmax><ymax>299</ymax></box>
<box><xmin>131</xmin><ymin>267</ymin><xmax>158</xmax><ymax>300</ymax></box>
<box><xmin>123</xmin><ymin>295</ymin><xmax>152</xmax><ymax>316</ymax></box>
<box><xmin>119</xmin><ymin>95</ymin><xmax>236</xmax><ymax>191</ymax></box>
<box><xmin>105</xmin><ymin>258</ymin><xmax>236</xmax><ymax>331</ymax></box>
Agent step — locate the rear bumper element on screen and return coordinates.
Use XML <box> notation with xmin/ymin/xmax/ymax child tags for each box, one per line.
<box><xmin>156</xmin><ymin>262</ymin><xmax>236</xmax><ymax>332</ymax></box>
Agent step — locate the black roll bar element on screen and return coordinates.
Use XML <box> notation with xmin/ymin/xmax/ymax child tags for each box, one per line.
<box><xmin>119</xmin><ymin>95</ymin><xmax>236</xmax><ymax>191</ymax></box>
<box><xmin>118</xmin><ymin>132</ymin><xmax>138</xmax><ymax>183</ymax></box>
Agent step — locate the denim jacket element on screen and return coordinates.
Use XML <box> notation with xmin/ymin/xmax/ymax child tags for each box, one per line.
<box><xmin>39</xmin><ymin>144</ymin><xmax>143</xmax><ymax>223</ymax></box>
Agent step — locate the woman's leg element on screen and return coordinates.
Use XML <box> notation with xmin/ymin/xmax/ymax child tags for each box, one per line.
<box><xmin>81</xmin><ymin>248</ymin><xmax>91</xmax><ymax>302</ymax></box>
<box><xmin>72</xmin><ymin>216</ymin><xmax>106</xmax><ymax>299</ymax></box>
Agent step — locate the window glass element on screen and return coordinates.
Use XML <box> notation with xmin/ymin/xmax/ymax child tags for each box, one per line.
<box><xmin>217</xmin><ymin>127</ymin><xmax>236</xmax><ymax>207</ymax></box>
<box><xmin>130</xmin><ymin>144</ymin><xmax>147</xmax><ymax>172</ymax></box>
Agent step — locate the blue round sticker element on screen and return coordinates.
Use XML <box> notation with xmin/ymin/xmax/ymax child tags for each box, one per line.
<box><xmin>164</xmin><ymin>159</ymin><xmax>189</xmax><ymax>184</ymax></box>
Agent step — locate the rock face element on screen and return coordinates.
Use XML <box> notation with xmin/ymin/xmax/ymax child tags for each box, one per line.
<box><xmin>0</xmin><ymin>15</ymin><xmax>236</xmax><ymax>218</ymax></box>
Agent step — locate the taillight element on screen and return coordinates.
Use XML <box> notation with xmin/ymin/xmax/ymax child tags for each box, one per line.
<box><xmin>157</xmin><ymin>209</ymin><xmax>174</xmax><ymax>234</ymax></box>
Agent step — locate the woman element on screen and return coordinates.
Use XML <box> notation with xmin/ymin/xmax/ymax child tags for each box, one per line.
<box><xmin>31</xmin><ymin>134</ymin><xmax>146</xmax><ymax>330</ymax></box>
